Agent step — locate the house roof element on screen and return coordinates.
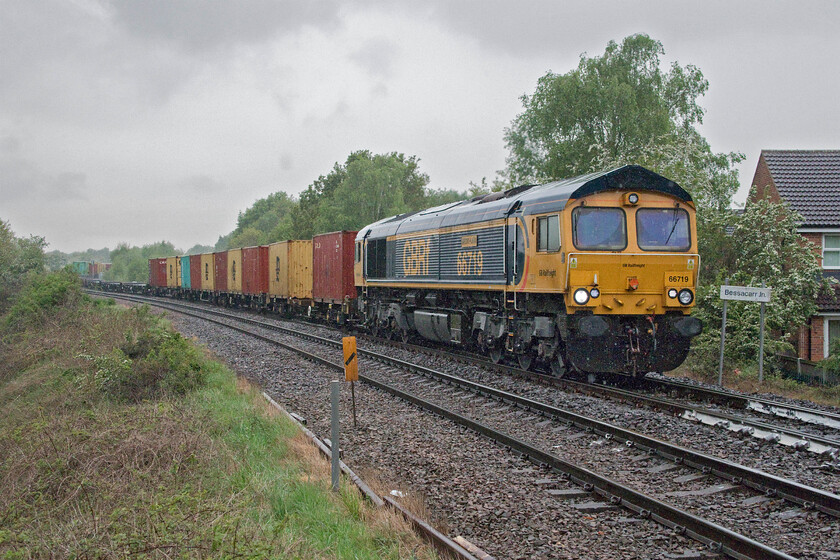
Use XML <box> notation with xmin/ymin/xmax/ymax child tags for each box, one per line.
<box><xmin>762</xmin><ymin>150</ymin><xmax>840</xmax><ymax>227</ymax></box>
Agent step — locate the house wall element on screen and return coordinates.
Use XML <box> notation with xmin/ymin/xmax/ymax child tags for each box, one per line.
<box><xmin>749</xmin><ymin>156</ymin><xmax>781</xmax><ymax>203</ymax></box>
<box><xmin>810</xmin><ymin>316</ymin><xmax>825</xmax><ymax>361</ymax></box>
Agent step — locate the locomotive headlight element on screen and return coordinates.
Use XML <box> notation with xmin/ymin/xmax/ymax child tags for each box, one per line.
<box><xmin>628</xmin><ymin>193</ymin><xmax>639</xmax><ymax>204</ymax></box>
<box><xmin>678</xmin><ymin>289</ymin><xmax>694</xmax><ymax>305</ymax></box>
<box><xmin>573</xmin><ymin>288</ymin><xmax>590</xmax><ymax>305</ymax></box>
<box><xmin>589</xmin><ymin>287</ymin><xmax>600</xmax><ymax>299</ymax></box>
<box><xmin>668</xmin><ymin>288</ymin><xmax>678</xmax><ymax>299</ymax></box>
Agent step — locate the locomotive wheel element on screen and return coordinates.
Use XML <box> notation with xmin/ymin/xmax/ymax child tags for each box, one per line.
<box><xmin>489</xmin><ymin>347</ymin><xmax>503</xmax><ymax>364</ymax></box>
<box><xmin>518</xmin><ymin>353</ymin><xmax>534</xmax><ymax>371</ymax></box>
<box><xmin>550</xmin><ymin>354</ymin><xmax>566</xmax><ymax>377</ymax></box>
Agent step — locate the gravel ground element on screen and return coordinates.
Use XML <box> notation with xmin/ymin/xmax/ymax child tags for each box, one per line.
<box><xmin>165</xmin><ymin>310</ymin><xmax>709</xmax><ymax>560</ymax></box>
<box><xmin>129</xmin><ymin>297</ymin><xmax>840</xmax><ymax>559</ymax></box>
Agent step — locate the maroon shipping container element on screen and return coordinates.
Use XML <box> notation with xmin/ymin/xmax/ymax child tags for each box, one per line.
<box><xmin>148</xmin><ymin>258</ymin><xmax>167</xmax><ymax>287</ymax></box>
<box><xmin>242</xmin><ymin>245</ymin><xmax>269</xmax><ymax>296</ymax></box>
<box><xmin>214</xmin><ymin>251</ymin><xmax>228</xmax><ymax>292</ymax></box>
<box><xmin>189</xmin><ymin>254</ymin><xmax>201</xmax><ymax>290</ymax></box>
<box><xmin>312</xmin><ymin>231</ymin><xmax>357</xmax><ymax>303</ymax></box>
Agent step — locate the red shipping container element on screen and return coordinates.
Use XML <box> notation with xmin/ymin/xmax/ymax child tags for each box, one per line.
<box><xmin>313</xmin><ymin>231</ymin><xmax>357</xmax><ymax>303</ymax></box>
<box><xmin>190</xmin><ymin>254</ymin><xmax>201</xmax><ymax>290</ymax></box>
<box><xmin>148</xmin><ymin>258</ymin><xmax>167</xmax><ymax>287</ymax></box>
<box><xmin>242</xmin><ymin>245</ymin><xmax>269</xmax><ymax>296</ymax></box>
<box><xmin>214</xmin><ymin>251</ymin><xmax>228</xmax><ymax>292</ymax></box>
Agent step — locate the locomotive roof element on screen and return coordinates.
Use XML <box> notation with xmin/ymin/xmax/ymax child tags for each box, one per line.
<box><xmin>358</xmin><ymin>164</ymin><xmax>691</xmax><ymax>239</ymax></box>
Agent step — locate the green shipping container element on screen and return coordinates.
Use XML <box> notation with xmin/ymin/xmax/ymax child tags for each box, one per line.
<box><xmin>181</xmin><ymin>256</ymin><xmax>191</xmax><ymax>289</ymax></box>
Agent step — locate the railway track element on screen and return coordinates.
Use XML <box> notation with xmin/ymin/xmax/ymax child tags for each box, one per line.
<box><xmin>375</xmin><ymin>342</ymin><xmax>840</xmax><ymax>459</ymax></box>
<box><xmin>92</xmin><ymin>291</ymin><xmax>840</xmax><ymax>559</ymax></box>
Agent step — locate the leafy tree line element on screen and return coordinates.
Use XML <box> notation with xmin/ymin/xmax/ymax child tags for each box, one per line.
<box><xmin>94</xmin><ymin>151</ymin><xmax>467</xmax><ymax>281</ymax></box>
<box><xmin>103</xmin><ymin>242</ymin><xmax>180</xmax><ymax>283</ymax></box>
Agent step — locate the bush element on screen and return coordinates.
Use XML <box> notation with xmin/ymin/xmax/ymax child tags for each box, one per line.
<box><xmin>94</xmin><ymin>326</ymin><xmax>206</xmax><ymax>402</ymax></box>
<box><xmin>2</xmin><ymin>270</ymin><xmax>81</xmax><ymax>332</ymax></box>
<box><xmin>822</xmin><ymin>338</ymin><xmax>840</xmax><ymax>375</ymax></box>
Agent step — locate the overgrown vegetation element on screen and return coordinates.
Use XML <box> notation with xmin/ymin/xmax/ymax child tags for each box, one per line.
<box><xmin>0</xmin><ymin>219</ymin><xmax>47</xmax><ymax>313</ymax></box>
<box><xmin>0</xmin><ymin>273</ymin><xmax>436</xmax><ymax>558</ymax></box>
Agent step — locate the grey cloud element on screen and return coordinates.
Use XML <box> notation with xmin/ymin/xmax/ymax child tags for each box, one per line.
<box><xmin>0</xmin><ymin>135</ymin><xmax>21</xmax><ymax>155</ymax></box>
<box><xmin>0</xmin><ymin>157</ymin><xmax>88</xmax><ymax>203</ymax></box>
<box><xmin>112</xmin><ymin>0</ymin><xmax>343</xmax><ymax>53</ymax></box>
<box><xmin>419</xmin><ymin>0</ymin><xmax>838</xmax><ymax>58</ymax></box>
<box><xmin>181</xmin><ymin>175</ymin><xmax>225</xmax><ymax>194</ymax></box>
<box><xmin>349</xmin><ymin>38</ymin><xmax>397</xmax><ymax>79</ymax></box>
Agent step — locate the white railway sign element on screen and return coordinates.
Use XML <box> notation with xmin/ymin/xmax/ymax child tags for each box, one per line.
<box><xmin>720</xmin><ymin>285</ymin><xmax>772</xmax><ymax>303</ymax></box>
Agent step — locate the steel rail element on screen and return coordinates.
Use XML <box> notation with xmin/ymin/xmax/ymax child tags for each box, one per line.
<box><xmin>94</xmin><ymin>292</ymin><xmax>813</xmax><ymax>559</ymax></box>
<box><xmin>94</xmin><ymin>291</ymin><xmax>840</xmax><ymax>518</ymax></box>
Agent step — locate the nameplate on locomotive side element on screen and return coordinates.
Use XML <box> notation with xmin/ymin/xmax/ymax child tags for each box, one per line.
<box><xmin>461</xmin><ymin>235</ymin><xmax>478</xmax><ymax>248</ymax></box>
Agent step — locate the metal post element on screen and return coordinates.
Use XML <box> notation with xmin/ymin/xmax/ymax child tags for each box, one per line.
<box><xmin>330</xmin><ymin>380</ymin><xmax>340</xmax><ymax>492</ymax></box>
<box><xmin>351</xmin><ymin>381</ymin><xmax>357</xmax><ymax>428</ymax></box>
<box><xmin>718</xmin><ymin>278</ymin><xmax>729</xmax><ymax>386</ymax></box>
<box><xmin>758</xmin><ymin>281</ymin><xmax>766</xmax><ymax>383</ymax></box>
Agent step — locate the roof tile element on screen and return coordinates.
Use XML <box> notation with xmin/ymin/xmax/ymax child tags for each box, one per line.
<box><xmin>762</xmin><ymin>150</ymin><xmax>840</xmax><ymax>227</ymax></box>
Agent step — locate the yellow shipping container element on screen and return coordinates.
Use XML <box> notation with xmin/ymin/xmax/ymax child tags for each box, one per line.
<box><xmin>200</xmin><ymin>253</ymin><xmax>215</xmax><ymax>291</ymax></box>
<box><xmin>166</xmin><ymin>256</ymin><xmax>181</xmax><ymax>288</ymax></box>
<box><xmin>227</xmin><ymin>248</ymin><xmax>242</xmax><ymax>293</ymax></box>
<box><xmin>268</xmin><ymin>240</ymin><xmax>313</xmax><ymax>300</ymax></box>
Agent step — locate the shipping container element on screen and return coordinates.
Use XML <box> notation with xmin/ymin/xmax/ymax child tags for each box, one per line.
<box><xmin>268</xmin><ymin>240</ymin><xmax>313</xmax><ymax>300</ymax></box>
<box><xmin>313</xmin><ymin>231</ymin><xmax>357</xmax><ymax>303</ymax></box>
<box><xmin>166</xmin><ymin>256</ymin><xmax>181</xmax><ymax>288</ymax></box>
<box><xmin>71</xmin><ymin>261</ymin><xmax>88</xmax><ymax>276</ymax></box>
<box><xmin>227</xmin><ymin>248</ymin><xmax>242</xmax><ymax>293</ymax></box>
<box><xmin>149</xmin><ymin>258</ymin><xmax>167</xmax><ymax>287</ymax></box>
<box><xmin>180</xmin><ymin>256</ymin><xmax>191</xmax><ymax>289</ymax></box>
<box><xmin>201</xmin><ymin>253</ymin><xmax>216</xmax><ymax>291</ymax></box>
<box><xmin>214</xmin><ymin>251</ymin><xmax>228</xmax><ymax>292</ymax></box>
<box><xmin>241</xmin><ymin>245</ymin><xmax>269</xmax><ymax>296</ymax></box>
<box><xmin>190</xmin><ymin>254</ymin><xmax>202</xmax><ymax>291</ymax></box>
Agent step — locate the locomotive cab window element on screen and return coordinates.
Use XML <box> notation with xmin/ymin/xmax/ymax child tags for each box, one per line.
<box><xmin>572</xmin><ymin>207</ymin><xmax>627</xmax><ymax>251</ymax></box>
<box><xmin>366</xmin><ymin>238</ymin><xmax>387</xmax><ymax>279</ymax></box>
<box><xmin>537</xmin><ymin>215</ymin><xmax>560</xmax><ymax>252</ymax></box>
<box><xmin>636</xmin><ymin>208</ymin><xmax>690</xmax><ymax>251</ymax></box>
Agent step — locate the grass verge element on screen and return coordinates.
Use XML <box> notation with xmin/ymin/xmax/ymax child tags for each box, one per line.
<box><xmin>0</xmin><ymin>274</ymin><xmax>435</xmax><ymax>559</ymax></box>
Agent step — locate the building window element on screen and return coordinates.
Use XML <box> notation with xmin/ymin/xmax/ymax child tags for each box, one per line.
<box><xmin>827</xmin><ymin>318</ymin><xmax>840</xmax><ymax>358</ymax></box>
<box><xmin>537</xmin><ymin>215</ymin><xmax>560</xmax><ymax>252</ymax></box>
<box><xmin>824</xmin><ymin>234</ymin><xmax>840</xmax><ymax>268</ymax></box>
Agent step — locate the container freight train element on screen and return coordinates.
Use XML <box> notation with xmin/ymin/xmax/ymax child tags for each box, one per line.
<box><xmin>99</xmin><ymin>166</ymin><xmax>702</xmax><ymax>378</ymax></box>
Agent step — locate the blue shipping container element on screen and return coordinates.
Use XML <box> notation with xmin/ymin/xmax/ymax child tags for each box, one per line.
<box><xmin>181</xmin><ymin>256</ymin><xmax>191</xmax><ymax>289</ymax></box>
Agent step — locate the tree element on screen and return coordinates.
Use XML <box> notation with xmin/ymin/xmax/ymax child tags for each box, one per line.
<box><xmin>0</xmin><ymin>219</ymin><xmax>47</xmax><ymax>311</ymax></box>
<box><xmin>690</xmin><ymin>196</ymin><xmax>828</xmax><ymax>372</ymax></box>
<box><xmin>105</xmin><ymin>241</ymin><xmax>178</xmax><ymax>282</ymax></box>
<box><xmin>289</xmin><ymin>150</ymin><xmax>432</xmax><ymax>238</ymax></box>
<box><xmin>504</xmin><ymin>34</ymin><xmax>708</xmax><ymax>184</ymax></box>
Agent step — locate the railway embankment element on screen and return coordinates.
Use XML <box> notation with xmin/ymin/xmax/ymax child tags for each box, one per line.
<box><xmin>0</xmin><ymin>272</ymin><xmax>435</xmax><ymax>559</ymax></box>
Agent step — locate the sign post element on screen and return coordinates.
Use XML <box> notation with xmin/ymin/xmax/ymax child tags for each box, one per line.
<box><xmin>719</xmin><ymin>283</ymin><xmax>772</xmax><ymax>386</ymax></box>
<box><xmin>330</xmin><ymin>380</ymin><xmax>340</xmax><ymax>492</ymax></box>
<box><xmin>718</xmin><ymin>278</ymin><xmax>730</xmax><ymax>386</ymax></box>
<box><xmin>343</xmin><ymin>336</ymin><xmax>358</xmax><ymax>427</ymax></box>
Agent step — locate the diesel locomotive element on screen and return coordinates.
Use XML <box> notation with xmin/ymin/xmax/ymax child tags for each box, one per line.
<box><xmin>96</xmin><ymin>164</ymin><xmax>701</xmax><ymax>378</ymax></box>
<box><xmin>355</xmin><ymin>165</ymin><xmax>702</xmax><ymax>376</ymax></box>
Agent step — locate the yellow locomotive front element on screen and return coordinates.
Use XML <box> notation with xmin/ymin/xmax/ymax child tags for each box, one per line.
<box><xmin>520</xmin><ymin>171</ymin><xmax>702</xmax><ymax>376</ymax></box>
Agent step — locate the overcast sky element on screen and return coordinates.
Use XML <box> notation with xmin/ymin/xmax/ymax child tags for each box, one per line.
<box><xmin>2</xmin><ymin>0</ymin><xmax>838</xmax><ymax>253</ymax></box>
